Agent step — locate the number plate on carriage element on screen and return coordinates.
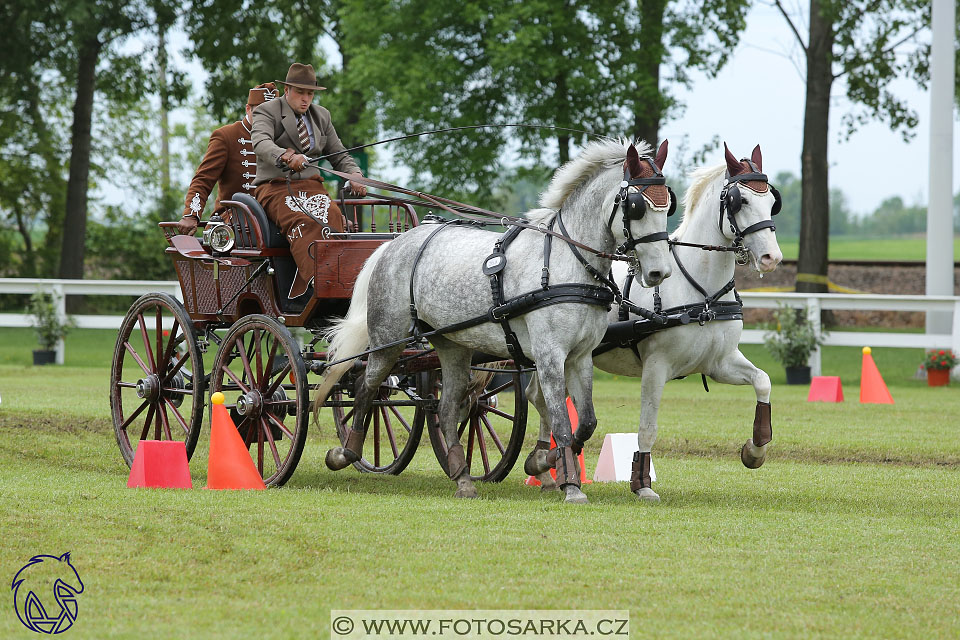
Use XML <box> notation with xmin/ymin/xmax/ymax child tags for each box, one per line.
<box><xmin>313</xmin><ymin>239</ymin><xmax>392</xmax><ymax>298</ymax></box>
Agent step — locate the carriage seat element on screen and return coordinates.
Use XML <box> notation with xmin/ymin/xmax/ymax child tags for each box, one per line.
<box><xmin>230</xmin><ymin>193</ymin><xmax>288</xmax><ymax>249</ymax></box>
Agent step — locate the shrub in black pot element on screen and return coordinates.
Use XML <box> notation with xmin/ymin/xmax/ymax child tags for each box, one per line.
<box><xmin>28</xmin><ymin>290</ymin><xmax>74</xmax><ymax>366</ymax></box>
<box><xmin>763</xmin><ymin>303</ymin><xmax>826</xmax><ymax>385</ymax></box>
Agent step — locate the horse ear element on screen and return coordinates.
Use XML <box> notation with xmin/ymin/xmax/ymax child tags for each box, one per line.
<box><xmin>626</xmin><ymin>144</ymin><xmax>642</xmax><ymax>178</ymax></box>
<box><xmin>751</xmin><ymin>144</ymin><xmax>762</xmax><ymax>171</ymax></box>
<box><xmin>655</xmin><ymin>139</ymin><xmax>668</xmax><ymax>171</ymax></box>
<box><xmin>59</xmin><ymin>552</ymin><xmax>71</xmax><ymax>563</ymax></box>
<box><xmin>724</xmin><ymin>142</ymin><xmax>742</xmax><ymax>176</ymax></box>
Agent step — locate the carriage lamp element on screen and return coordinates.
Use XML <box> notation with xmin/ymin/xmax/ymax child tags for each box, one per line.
<box><xmin>202</xmin><ymin>215</ymin><xmax>235</xmax><ymax>253</ymax></box>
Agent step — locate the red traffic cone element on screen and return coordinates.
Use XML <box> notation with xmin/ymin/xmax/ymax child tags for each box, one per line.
<box><xmin>860</xmin><ymin>347</ymin><xmax>894</xmax><ymax>404</ymax></box>
<box><xmin>206</xmin><ymin>392</ymin><xmax>266</xmax><ymax>490</ymax></box>
<box><xmin>526</xmin><ymin>397</ymin><xmax>591</xmax><ymax>485</ymax></box>
<box><xmin>808</xmin><ymin>376</ymin><xmax>844</xmax><ymax>402</ymax></box>
<box><xmin>127</xmin><ymin>440</ymin><xmax>192</xmax><ymax>489</ymax></box>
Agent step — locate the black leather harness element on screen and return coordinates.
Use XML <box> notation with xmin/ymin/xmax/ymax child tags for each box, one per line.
<box><xmin>407</xmin><ymin>216</ymin><xmax>615</xmax><ymax>367</ymax></box>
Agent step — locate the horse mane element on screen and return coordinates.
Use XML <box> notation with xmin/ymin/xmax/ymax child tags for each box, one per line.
<box><xmin>533</xmin><ymin>138</ymin><xmax>651</xmax><ymax>217</ymax></box>
<box><xmin>672</xmin><ymin>164</ymin><xmax>726</xmax><ymax>239</ymax></box>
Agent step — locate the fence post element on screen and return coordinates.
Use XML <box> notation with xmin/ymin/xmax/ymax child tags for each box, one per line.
<box><xmin>806</xmin><ymin>296</ymin><xmax>822</xmax><ymax>377</ymax></box>
<box><xmin>952</xmin><ymin>299</ymin><xmax>960</xmax><ymax>381</ymax></box>
<box><xmin>53</xmin><ymin>282</ymin><xmax>66</xmax><ymax>365</ymax></box>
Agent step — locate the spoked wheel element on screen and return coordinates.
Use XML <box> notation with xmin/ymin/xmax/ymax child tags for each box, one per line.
<box><xmin>210</xmin><ymin>314</ymin><xmax>308</xmax><ymax>487</ymax></box>
<box><xmin>429</xmin><ymin>364</ymin><xmax>527</xmax><ymax>482</ymax></box>
<box><xmin>329</xmin><ymin>370</ymin><xmax>434</xmax><ymax>474</ymax></box>
<box><xmin>110</xmin><ymin>293</ymin><xmax>205</xmax><ymax>466</ymax></box>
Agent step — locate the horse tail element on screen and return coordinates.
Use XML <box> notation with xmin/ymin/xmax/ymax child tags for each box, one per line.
<box><xmin>313</xmin><ymin>242</ymin><xmax>391</xmax><ymax>412</ymax></box>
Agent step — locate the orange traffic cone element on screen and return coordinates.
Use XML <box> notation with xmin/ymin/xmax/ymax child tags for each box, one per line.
<box><xmin>860</xmin><ymin>347</ymin><xmax>894</xmax><ymax>404</ymax></box>
<box><xmin>206</xmin><ymin>392</ymin><xmax>266</xmax><ymax>490</ymax></box>
<box><xmin>526</xmin><ymin>397</ymin><xmax>591</xmax><ymax>486</ymax></box>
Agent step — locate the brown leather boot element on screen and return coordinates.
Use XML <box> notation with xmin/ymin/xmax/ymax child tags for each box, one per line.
<box><xmin>555</xmin><ymin>446</ymin><xmax>581</xmax><ymax>488</ymax></box>
<box><xmin>629</xmin><ymin>451</ymin><xmax>652</xmax><ymax>493</ymax></box>
<box><xmin>753</xmin><ymin>402</ymin><xmax>772</xmax><ymax>447</ymax></box>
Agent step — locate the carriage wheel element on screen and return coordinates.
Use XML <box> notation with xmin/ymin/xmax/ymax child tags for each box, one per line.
<box><xmin>428</xmin><ymin>365</ymin><xmax>527</xmax><ymax>482</ymax></box>
<box><xmin>329</xmin><ymin>371</ymin><xmax>433</xmax><ymax>474</ymax></box>
<box><xmin>210</xmin><ymin>314</ymin><xmax>308</xmax><ymax>487</ymax></box>
<box><xmin>110</xmin><ymin>293</ymin><xmax>205</xmax><ymax>466</ymax></box>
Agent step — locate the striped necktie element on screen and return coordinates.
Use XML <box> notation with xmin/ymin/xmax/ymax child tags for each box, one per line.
<box><xmin>297</xmin><ymin>115</ymin><xmax>310</xmax><ymax>151</ymax></box>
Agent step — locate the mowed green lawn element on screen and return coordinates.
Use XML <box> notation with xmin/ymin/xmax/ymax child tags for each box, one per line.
<box><xmin>1</xmin><ymin>330</ymin><xmax>959</xmax><ymax>639</ymax></box>
<box><xmin>776</xmin><ymin>235</ymin><xmax>960</xmax><ymax>261</ymax></box>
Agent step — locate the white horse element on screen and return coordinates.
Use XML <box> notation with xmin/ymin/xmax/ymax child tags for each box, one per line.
<box><xmin>316</xmin><ymin>139</ymin><xmax>675</xmax><ymax>503</ymax></box>
<box><xmin>525</xmin><ymin>143</ymin><xmax>783</xmax><ymax>501</ymax></box>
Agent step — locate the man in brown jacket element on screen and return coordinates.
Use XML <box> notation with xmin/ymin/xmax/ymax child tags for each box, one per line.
<box><xmin>252</xmin><ymin>62</ymin><xmax>366</xmax><ymax>299</ymax></box>
<box><xmin>177</xmin><ymin>83</ymin><xmax>279</xmax><ymax>235</ymax></box>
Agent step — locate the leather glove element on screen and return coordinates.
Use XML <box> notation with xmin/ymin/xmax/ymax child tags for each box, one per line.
<box><xmin>289</xmin><ymin>154</ymin><xmax>309</xmax><ymax>172</ymax></box>
<box><xmin>278</xmin><ymin>148</ymin><xmax>296</xmax><ymax>168</ymax></box>
<box><xmin>348</xmin><ymin>173</ymin><xmax>367</xmax><ymax>197</ymax></box>
<box><xmin>177</xmin><ymin>215</ymin><xmax>199</xmax><ymax>235</ymax></box>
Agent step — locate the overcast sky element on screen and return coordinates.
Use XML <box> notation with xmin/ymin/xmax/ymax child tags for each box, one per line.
<box><xmin>149</xmin><ymin>1</ymin><xmax>957</xmax><ymax>217</ymax></box>
<box><xmin>665</xmin><ymin>1</ymin><xmax>958</xmax><ymax>215</ymax></box>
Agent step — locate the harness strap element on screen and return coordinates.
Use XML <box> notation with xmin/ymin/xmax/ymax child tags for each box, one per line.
<box><xmin>409</xmin><ymin>220</ymin><xmax>469</xmax><ymax>335</ymax></box>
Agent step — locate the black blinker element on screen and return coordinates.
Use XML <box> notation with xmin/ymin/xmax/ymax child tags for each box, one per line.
<box><xmin>771</xmin><ymin>186</ymin><xmax>782</xmax><ymax>216</ymax></box>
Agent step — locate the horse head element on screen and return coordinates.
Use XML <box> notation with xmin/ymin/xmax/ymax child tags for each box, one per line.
<box><xmin>619</xmin><ymin>140</ymin><xmax>675</xmax><ymax>286</ymax></box>
<box><xmin>721</xmin><ymin>142</ymin><xmax>783</xmax><ymax>273</ymax></box>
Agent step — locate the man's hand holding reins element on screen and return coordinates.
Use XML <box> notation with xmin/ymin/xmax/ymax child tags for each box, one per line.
<box><xmin>347</xmin><ymin>173</ymin><xmax>367</xmax><ymax>197</ymax></box>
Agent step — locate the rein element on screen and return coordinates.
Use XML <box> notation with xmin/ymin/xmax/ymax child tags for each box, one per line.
<box><xmin>312</xmin><ymin>163</ymin><xmax>634</xmax><ymax>263</ymax></box>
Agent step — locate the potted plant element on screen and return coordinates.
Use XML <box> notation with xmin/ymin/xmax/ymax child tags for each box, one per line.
<box><xmin>27</xmin><ymin>290</ymin><xmax>74</xmax><ymax>365</ymax></box>
<box><xmin>921</xmin><ymin>349</ymin><xmax>957</xmax><ymax>387</ymax></box>
<box><xmin>763</xmin><ymin>303</ymin><xmax>826</xmax><ymax>384</ymax></box>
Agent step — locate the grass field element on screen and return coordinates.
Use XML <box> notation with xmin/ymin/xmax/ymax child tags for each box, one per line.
<box><xmin>1</xmin><ymin>330</ymin><xmax>959</xmax><ymax>639</ymax></box>
<box><xmin>775</xmin><ymin>235</ymin><xmax>960</xmax><ymax>261</ymax></box>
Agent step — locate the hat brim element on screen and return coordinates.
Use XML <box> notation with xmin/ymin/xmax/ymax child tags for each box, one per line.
<box><xmin>277</xmin><ymin>80</ymin><xmax>326</xmax><ymax>91</ymax></box>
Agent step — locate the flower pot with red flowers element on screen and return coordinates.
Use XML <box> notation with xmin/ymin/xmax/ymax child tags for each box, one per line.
<box><xmin>921</xmin><ymin>349</ymin><xmax>957</xmax><ymax>387</ymax></box>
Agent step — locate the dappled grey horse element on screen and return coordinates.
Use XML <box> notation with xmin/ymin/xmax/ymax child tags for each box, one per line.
<box><xmin>525</xmin><ymin>143</ymin><xmax>783</xmax><ymax>501</ymax></box>
<box><xmin>316</xmin><ymin>139</ymin><xmax>676</xmax><ymax>502</ymax></box>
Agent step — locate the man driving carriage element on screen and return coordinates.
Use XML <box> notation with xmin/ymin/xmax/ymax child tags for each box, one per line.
<box><xmin>177</xmin><ymin>82</ymin><xmax>279</xmax><ymax>236</ymax></box>
<box><xmin>251</xmin><ymin>62</ymin><xmax>368</xmax><ymax>299</ymax></box>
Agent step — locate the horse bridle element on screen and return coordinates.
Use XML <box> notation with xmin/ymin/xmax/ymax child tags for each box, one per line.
<box><xmin>718</xmin><ymin>159</ymin><xmax>781</xmax><ymax>248</ymax></box>
<box><xmin>609</xmin><ymin>157</ymin><xmax>676</xmax><ymax>257</ymax></box>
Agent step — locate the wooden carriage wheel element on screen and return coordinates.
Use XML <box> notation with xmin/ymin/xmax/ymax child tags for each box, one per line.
<box><xmin>210</xmin><ymin>314</ymin><xmax>308</xmax><ymax>487</ymax></box>
<box><xmin>110</xmin><ymin>293</ymin><xmax>205</xmax><ymax>466</ymax></box>
<box><xmin>329</xmin><ymin>371</ymin><xmax>433</xmax><ymax>474</ymax></box>
<box><xmin>428</xmin><ymin>365</ymin><xmax>527</xmax><ymax>482</ymax></box>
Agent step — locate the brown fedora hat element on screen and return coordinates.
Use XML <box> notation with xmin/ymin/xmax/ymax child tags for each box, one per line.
<box><xmin>277</xmin><ymin>63</ymin><xmax>326</xmax><ymax>91</ymax></box>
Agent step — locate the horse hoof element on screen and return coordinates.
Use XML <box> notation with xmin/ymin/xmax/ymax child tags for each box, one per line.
<box><xmin>523</xmin><ymin>451</ymin><xmax>550</xmax><ymax>476</ymax></box>
<box><xmin>563</xmin><ymin>486</ymin><xmax>588</xmax><ymax>504</ymax></box>
<box><xmin>455</xmin><ymin>486</ymin><xmax>478</xmax><ymax>499</ymax></box>
<box><xmin>741</xmin><ymin>439</ymin><xmax>766</xmax><ymax>469</ymax></box>
<box><xmin>634</xmin><ymin>487</ymin><xmax>660</xmax><ymax>503</ymax></box>
<box><xmin>537</xmin><ymin>473</ymin><xmax>559</xmax><ymax>492</ymax></box>
<box><xmin>325</xmin><ymin>447</ymin><xmax>356</xmax><ymax>471</ymax></box>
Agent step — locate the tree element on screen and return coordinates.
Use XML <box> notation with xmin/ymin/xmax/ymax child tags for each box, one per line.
<box><xmin>772</xmin><ymin>0</ymin><xmax>941</xmax><ymax>294</ymax></box>
<box><xmin>339</xmin><ymin>0</ymin><xmax>750</xmax><ymax>203</ymax></box>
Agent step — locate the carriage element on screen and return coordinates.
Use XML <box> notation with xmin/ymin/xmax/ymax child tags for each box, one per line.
<box><xmin>109</xmin><ymin>189</ymin><xmax>529</xmax><ymax>487</ymax></box>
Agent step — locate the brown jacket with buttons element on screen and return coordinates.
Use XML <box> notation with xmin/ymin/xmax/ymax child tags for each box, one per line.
<box><xmin>182</xmin><ymin>117</ymin><xmax>259</xmax><ymax>219</ymax></box>
<box><xmin>251</xmin><ymin>96</ymin><xmax>360</xmax><ymax>185</ymax></box>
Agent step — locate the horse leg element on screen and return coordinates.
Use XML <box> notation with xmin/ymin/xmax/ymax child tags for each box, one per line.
<box><xmin>633</xmin><ymin>361</ymin><xmax>668</xmax><ymax>502</ymax></box>
<box><xmin>522</xmin><ymin>374</ymin><xmax>558</xmax><ymax>491</ymax></box>
<box><xmin>707</xmin><ymin>350</ymin><xmax>773</xmax><ymax>469</ymax></box>
<box><xmin>565</xmin><ymin>353</ymin><xmax>598</xmax><ymax>451</ymax></box>
<box><xmin>534</xmin><ymin>352</ymin><xmax>586</xmax><ymax>504</ymax></box>
<box><xmin>434</xmin><ymin>341</ymin><xmax>478</xmax><ymax>498</ymax></box>
<box><xmin>325</xmin><ymin>345</ymin><xmax>404</xmax><ymax>470</ymax></box>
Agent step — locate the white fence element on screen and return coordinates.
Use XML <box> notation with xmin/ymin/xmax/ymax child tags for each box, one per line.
<box><xmin>2</xmin><ymin>279</ymin><xmax>958</xmax><ymax>374</ymax></box>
